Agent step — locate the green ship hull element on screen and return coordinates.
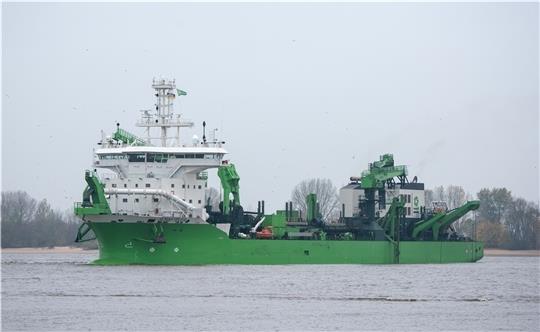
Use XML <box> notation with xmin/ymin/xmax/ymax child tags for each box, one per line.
<box><xmin>89</xmin><ymin>223</ymin><xmax>484</xmax><ymax>265</ymax></box>
<box><xmin>75</xmin><ymin>82</ymin><xmax>483</xmax><ymax>266</ymax></box>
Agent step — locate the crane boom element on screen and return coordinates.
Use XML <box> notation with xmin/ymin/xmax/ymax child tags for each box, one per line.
<box><xmin>217</xmin><ymin>164</ymin><xmax>240</xmax><ymax>215</ymax></box>
<box><xmin>412</xmin><ymin>200</ymin><xmax>480</xmax><ymax>240</ymax></box>
<box><xmin>360</xmin><ymin>154</ymin><xmax>407</xmax><ymax>189</ymax></box>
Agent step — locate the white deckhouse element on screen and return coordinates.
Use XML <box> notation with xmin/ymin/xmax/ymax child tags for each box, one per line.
<box><xmin>92</xmin><ymin>79</ymin><xmax>227</xmax><ymax>223</ymax></box>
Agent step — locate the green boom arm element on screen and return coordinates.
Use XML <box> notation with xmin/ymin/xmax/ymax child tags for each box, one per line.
<box><xmin>74</xmin><ymin>170</ymin><xmax>111</xmax><ymax>216</ymax></box>
<box><xmin>412</xmin><ymin>200</ymin><xmax>480</xmax><ymax>240</ymax></box>
<box><xmin>377</xmin><ymin>197</ymin><xmax>405</xmax><ymax>239</ymax></box>
<box><xmin>361</xmin><ymin>166</ymin><xmax>407</xmax><ymax>189</ymax></box>
<box><xmin>411</xmin><ymin>214</ymin><xmax>445</xmax><ymax>239</ymax></box>
<box><xmin>113</xmin><ymin>127</ymin><xmax>146</xmax><ymax>146</ymax></box>
<box><xmin>217</xmin><ymin>164</ymin><xmax>240</xmax><ymax>215</ymax></box>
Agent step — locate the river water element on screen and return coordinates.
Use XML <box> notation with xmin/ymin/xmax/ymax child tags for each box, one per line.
<box><xmin>2</xmin><ymin>252</ymin><xmax>539</xmax><ymax>331</ymax></box>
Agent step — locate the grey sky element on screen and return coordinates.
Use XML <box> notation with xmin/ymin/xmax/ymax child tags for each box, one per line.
<box><xmin>2</xmin><ymin>3</ymin><xmax>538</xmax><ymax>213</ymax></box>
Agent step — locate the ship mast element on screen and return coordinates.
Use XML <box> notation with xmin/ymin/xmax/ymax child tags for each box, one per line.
<box><xmin>136</xmin><ymin>78</ymin><xmax>194</xmax><ymax>147</ymax></box>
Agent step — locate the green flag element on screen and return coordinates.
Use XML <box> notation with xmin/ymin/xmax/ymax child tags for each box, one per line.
<box><xmin>176</xmin><ymin>89</ymin><xmax>187</xmax><ymax>96</ymax></box>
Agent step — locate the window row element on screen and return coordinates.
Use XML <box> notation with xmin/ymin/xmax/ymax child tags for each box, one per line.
<box><xmin>98</xmin><ymin>153</ymin><xmax>222</xmax><ymax>163</ymax></box>
<box><xmin>400</xmin><ymin>194</ymin><xmax>412</xmax><ymax>204</ymax></box>
<box><xmin>120</xmin><ymin>198</ymin><xmax>202</xmax><ymax>204</ymax></box>
<box><xmin>109</xmin><ymin>183</ymin><xmax>204</xmax><ymax>189</ymax></box>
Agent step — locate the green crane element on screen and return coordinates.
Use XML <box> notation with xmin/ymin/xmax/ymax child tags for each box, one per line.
<box><xmin>74</xmin><ymin>170</ymin><xmax>111</xmax><ymax>216</ymax></box>
<box><xmin>412</xmin><ymin>201</ymin><xmax>480</xmax><ymax>240</ymax></box>
<box><xmin>358</xmin><ymin>154</ymin><xmax>408</xmax><ymax>222</ymax></box>
<box><xmin>217</xmin><ymin>164</ymin><xmax>240</xmax><ymax>215</ymax></box>
<box><xmin>360</xmin><ymin>154</ymin><xmax>408</xmax><ymax>189</ymax></box>
<box><xmin>113</xmin><ymin>127</ymin><xmax>146</xmax><ymax>146</ymax></box>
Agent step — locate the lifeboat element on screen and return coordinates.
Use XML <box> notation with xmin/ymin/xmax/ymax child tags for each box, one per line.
<box><xmin>256</xmin><ymin>227</ymin><xmax>273</xmax><ymax>239</ymax></box>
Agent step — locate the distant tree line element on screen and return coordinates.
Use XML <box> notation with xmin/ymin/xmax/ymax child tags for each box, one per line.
<box><xmin>1</xmin><ymin>191</ymin><xmax>87</xmax><ymax>248</ymax></box>
<box><xmin>426</xmin><ymin>186</ymin><xmax>539</xmax><ymax>249</ymax></box>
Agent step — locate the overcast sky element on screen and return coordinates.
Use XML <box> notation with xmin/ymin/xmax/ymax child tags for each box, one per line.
<box><xmin>2</xmin><ymin>3</ymin><xmax>538</xmax><ymax>212</ymax></box>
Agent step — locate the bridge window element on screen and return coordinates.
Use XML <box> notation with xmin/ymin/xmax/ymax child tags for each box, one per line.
<box><xmin>99</xmin><ymin>154</ymin><xmax>125</xmax><ymax>160</ymax></box>
<box><xmin>146</xmin><ymin>153</ymin><xmax>168</xmax><ymax>163</ymax></box>
<box><xmin>158</xmin><ymin>154</ymin><xmax>168</xmax><ymax>162</ymax></box>
<box><xmin>127</xmin><ymin>154</ymin><xmax>145</xmax><ymax>162</ymax></box>
<box><xmin>174</xmin><ymin>154</ymin><xmax>185</xmax><ymax>159</ymax></box>
<box><xmin>153</xmin><ymin>198</ymin><xmax>159</xmax><ymax>202</ymax></box>
<box><xmin>122</xmin><ymin>198</ymin><xmax>128</xmax><ymax>203</ymax></box>
<box><xmin>195</xmin><ymin>154</ymin><xmax>204</xmax><ymax>159</ymax></box>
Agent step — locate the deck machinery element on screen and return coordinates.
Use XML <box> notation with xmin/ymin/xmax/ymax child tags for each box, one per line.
<box><xmin>203</xmin><ymin>154</ymin><xmax>481</xmax><ymax>263</ymax></box>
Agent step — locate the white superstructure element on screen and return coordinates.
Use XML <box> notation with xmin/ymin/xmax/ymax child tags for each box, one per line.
<box><xmin>92</xmin><ymin>79</ymin><xmax>226</xmax><ymax>222</ymax></box>
<box><xmin>339</xmin><ymin>183</ymin><xmax>426</xmax><ymax>219</ymax></box>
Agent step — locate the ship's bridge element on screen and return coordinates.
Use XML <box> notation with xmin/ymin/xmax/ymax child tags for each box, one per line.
<box><xmin>92</xmin><ymin>145</ymin><xmax>227</xmax><ymax>219</ymax></box>
<box><xmin>94</xmin><ymin>146</ymin><xmax>227</xmax><ymax>178</ymax></box>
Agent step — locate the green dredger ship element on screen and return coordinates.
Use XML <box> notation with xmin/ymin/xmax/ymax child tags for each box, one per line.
<box><xmin>74</xmin><ymin>79</ymin><xmax>483</xmax><ymax>265</ymax></box>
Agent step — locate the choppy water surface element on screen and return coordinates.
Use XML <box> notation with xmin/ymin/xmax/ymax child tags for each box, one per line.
<box><xmin>2</xmin><ymin>253</ymin><xmax>539</xmax><ymax>331</ymax></box>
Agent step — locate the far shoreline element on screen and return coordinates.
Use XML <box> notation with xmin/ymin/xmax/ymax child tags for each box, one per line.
<box><xmin>1</xmin><ymin>246</ymin><xmax>97</xmax><ymax>254</ymax></box>
<box><xmin>1</xmin><ymin>247</ymin><xmax>539</xmax><ymax>257</ymax></box>
<box><xmin>483</xmin><ymin>249</ymin><xmax>539</xmax><ymax>257</ymax></box>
